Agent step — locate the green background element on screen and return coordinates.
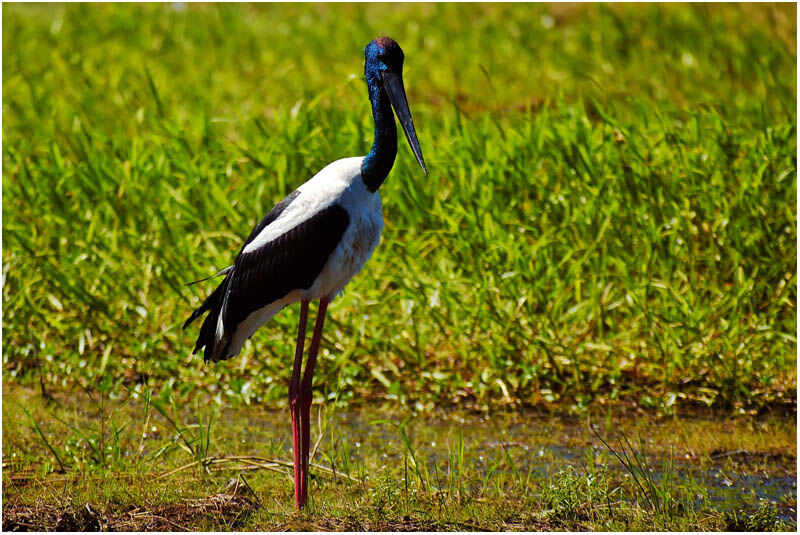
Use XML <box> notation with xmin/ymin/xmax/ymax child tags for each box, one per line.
<box><xmin>2</xmin><ymin>2</ymin><xmax>796</xmax><ymax>412</ymax></box>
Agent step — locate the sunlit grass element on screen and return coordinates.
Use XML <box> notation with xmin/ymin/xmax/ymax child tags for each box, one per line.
<box><xmin>3</xmin><ymin>3</ymin><xmax>795</xmax><ymax>414</ymax></box>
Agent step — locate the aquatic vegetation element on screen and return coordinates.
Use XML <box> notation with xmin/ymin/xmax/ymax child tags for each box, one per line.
<box><xmin>3</xmin><ymin>383</ymin><xmax>795</xmax><ymax>530</ymax></box>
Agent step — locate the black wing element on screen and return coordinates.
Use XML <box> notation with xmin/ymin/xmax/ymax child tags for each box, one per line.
<box><xmin>221</xmin><ymin>202</ymin><xmax>350</xmax><ymax>332</ymax></box>
<box><xmin>185</xmin><ymin>197</ymin><xmax>350</xmax><ymax>363</ymax></box>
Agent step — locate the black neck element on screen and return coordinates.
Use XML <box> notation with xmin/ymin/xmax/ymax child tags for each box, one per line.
<box><xmin>360</xmin><ymin>84</ymin><xmax>397</xmax><ymax>192</ymax></box>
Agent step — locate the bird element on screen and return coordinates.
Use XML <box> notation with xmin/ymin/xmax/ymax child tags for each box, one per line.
<box><xmin>183</xmin><ymin>36</ymin><xmax>426</xmax><ymax>510</ymax></box>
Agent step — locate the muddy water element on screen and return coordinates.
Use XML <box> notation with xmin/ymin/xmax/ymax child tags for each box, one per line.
<box><xmin>228</xmin><ymin>406</ymin><xmax>796</xmax><ymax>523</ymax></box>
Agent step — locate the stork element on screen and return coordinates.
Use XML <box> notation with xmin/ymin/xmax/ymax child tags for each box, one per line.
<box><xmin>184</xmin><ymin>36</ymin><xmax>426</xmax><ymax>509</ymax></box>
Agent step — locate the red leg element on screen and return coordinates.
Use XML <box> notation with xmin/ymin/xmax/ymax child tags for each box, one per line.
<box><xmin>289</xmin><ymin>300</ymin><xmax>309</xmax><ymax>510</ymax></box>
<box><xmin>297</xmin><ymin>297</ymin><xmax>329</xmax><ymax>509</ymax></box>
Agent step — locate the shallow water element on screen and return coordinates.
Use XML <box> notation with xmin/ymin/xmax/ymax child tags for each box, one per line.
<box><xmin>228</xmin><ymin>405</ymin><xmax>797</xmax><ymax>524</ymax></box>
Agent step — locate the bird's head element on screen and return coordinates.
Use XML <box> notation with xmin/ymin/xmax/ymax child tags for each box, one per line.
<box><xmin>364</xmin><ymin>36</ymin><xmax>426</xmax><ymax>174</ymax></box>
<box><xmin>364</xmin><ymin>36</ymin><xmax>405</xmax><ymax>83</ymax></box>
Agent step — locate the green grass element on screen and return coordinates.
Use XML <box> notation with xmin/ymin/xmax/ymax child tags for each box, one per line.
<box><xmin>2</xmin><ymin>2</ymin><xmax>797</xmax><ymax>529</ymax></box>
<box><xmin>3</xmin><ymin>2</ymin><xmax>795</xmax><ymax>412</ymax></box>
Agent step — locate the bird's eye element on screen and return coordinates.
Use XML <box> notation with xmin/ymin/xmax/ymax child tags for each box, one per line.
<box><xmin>377</xmin><ymin>53</ymin><xmax>386</xmax><ymax>62</ymax></box>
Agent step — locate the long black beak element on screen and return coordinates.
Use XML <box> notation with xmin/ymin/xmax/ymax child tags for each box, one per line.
<box><xmin>382</xmin><ymin>71</ymin><xmax>427</xmax><ymax>174</ymax></box>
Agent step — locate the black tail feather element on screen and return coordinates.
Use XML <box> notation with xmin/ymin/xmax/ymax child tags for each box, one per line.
<box><xmin>183</xmin><ymin>276</ymin><xmax>228</xmax><ymax>330</ymax></box>
<box><xmin>184</xmin><ymin>275</ymin><xmax>231</xmax><ymax>362</ymax></box>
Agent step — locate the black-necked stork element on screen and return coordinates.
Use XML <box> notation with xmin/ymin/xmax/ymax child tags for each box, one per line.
<box><xmin>184</xmin><ymin>36</ymin><xmax>426</xmax><ymax>509</ymax></box>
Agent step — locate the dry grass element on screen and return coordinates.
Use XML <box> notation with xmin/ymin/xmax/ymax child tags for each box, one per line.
<box><xmin>2</xmin><ymin>493</ymin><xmax>258</xmax><ymax>532</ymax></box>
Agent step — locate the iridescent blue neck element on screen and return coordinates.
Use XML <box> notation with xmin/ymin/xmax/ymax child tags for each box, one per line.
<box><xmin>361</xmin><ymin>79</ymin><xmax>397</xmax><ymax>192</ymax></box>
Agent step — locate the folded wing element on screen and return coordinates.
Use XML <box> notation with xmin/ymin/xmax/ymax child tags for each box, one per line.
<box><xmin>185</xmin><ymin>192</ymin><xmax>350</xmax><ymax>362</ymax></box>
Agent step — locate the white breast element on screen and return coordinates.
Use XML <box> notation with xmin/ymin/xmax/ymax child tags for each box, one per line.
<box><xmin>299</xmin><ymin>158</ymin><xmax>384</xmax><ymax>300</ymax></box>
